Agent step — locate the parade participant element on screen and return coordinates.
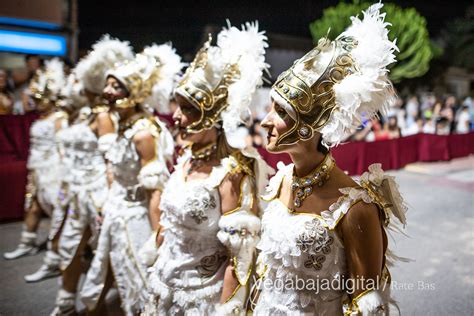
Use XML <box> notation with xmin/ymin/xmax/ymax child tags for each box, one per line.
<box><xmin>23</xmin><ymin>70</ymin><xmax>88</xmax><ymax>283</ymax></box>
<box><xmin>4</xmin><ymin>59</ymin><xmax>67</xmax><ymax>269</ymax></box>
<box><xmin>80</xmin><ymin>43</ymin><xmax>180</xmax><ymax>315</ymax></box>
<box><xmin>254</xmin><ymin>4</ymin><xmax>408</xmax><ymax>315</ymax></box>
<box><xmin>50</xmin><ymin>35</ymin><xmax>134</xmax><ymax>315</ymax></box>
<box><xmin>145</xmin><ymin>22</ymin><xmax>274</xmax><ymax>315</ymax></box>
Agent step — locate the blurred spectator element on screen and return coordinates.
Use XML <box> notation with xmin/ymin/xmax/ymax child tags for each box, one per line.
<box><xmin>456</xmin><ymin>106</ymin><xmax>471</xmax><ymax>134</ymax></box>
<box><xmin>248</xmin><ymin>119</ymin><xmax>264</xmax><ymax>147</ymax></box>
<box><xmin>435</xmin><ymin>117</ymin><xmax>451</xmax><ymax>135</ymax></box>
<box><xmin>387</xmin><ymin>116</ymin><xmax>401</xmax><ymax>139</ymax></box>
<box><xmin>0</xmin><ymin>69</ymin><xmax>14</xmax><ymax>115</ymax></box>
<box><xmin>423</xmin><ymin>119</ymin><xmax>436</xmax><ymax>134</ymax></box>
<box><xmin>405</xmin><ymin>95</ymin><xmax>419</xmax><ymax>128</ymax></box>
<box><xmin>11</xmin><ymin>54</ymin><xmax>43</xmax><ymax>114</ymax></box>
<box><xmin>404</xmin><ymin>116</ymin><xmax>423</xmax><ymax>136</ymax></box>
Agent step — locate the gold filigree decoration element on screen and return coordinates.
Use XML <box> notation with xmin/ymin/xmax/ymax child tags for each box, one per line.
<box><xmin>176</xmin><ymin>35</ymin><xmax>241</xmax><ymax>133</ymax></box>
<box><xmin>272</xmin><ymin>36</ymin><xmax>359</xmax><ymax>145</ymax></box>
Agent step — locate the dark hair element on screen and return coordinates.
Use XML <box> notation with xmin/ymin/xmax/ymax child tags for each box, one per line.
<box><xmin>25</xmin><ymin>54</ymin><xmax>43</xmax><ymax>66</ymax></box>
<box><xmin>317</xmin><ymin>136</ymin><xmax>329</xmax><ymax>155</ymax></box>
<box><xmin>0</xmin><ymin>69</ymin><xmax>13</xmax><ymax>93</ymax></box>
<box><xmin>62</xmin><ymin>57</ymin><xmax>74</xmax><ymax>69</ymax></box>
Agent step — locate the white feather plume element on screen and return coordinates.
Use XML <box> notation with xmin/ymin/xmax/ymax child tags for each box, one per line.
<box><xmin>60</xmin><ymin>73</ymin><xmax>88</xmax><ymax>110</ymax></box>
<box><xmin>319</xmin><ymin>3</ymin><xmax>398</xmax><ymax>146</ymax></box>
<box><xmin>218</xmin><ymin>21</ymin><xmax>269</xmax><ymax>148</ymax></box>
<box><xmin>75</xmin><ymin>34</ymin><xmax>134</xmax><ymax>94</ymax></box>
<box><xmin>31</xmin><ymin>58</ymin><xmax>66</xmax><ymax>100</ymax></box>
<box><xmin>143</xmin><ymin>43</ymin><xmax>185</xmax><ymax>113</ymax></box>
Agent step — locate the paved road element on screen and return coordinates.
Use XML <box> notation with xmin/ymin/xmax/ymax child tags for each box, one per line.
<box><xmin>1</xmin><ymin>157</ymin><xmax>473</xmax><ymax>315</ymax></box>
<box><xmin>389</xmin><ymin>157</ymin><xmax>474</xmax><ymax>315</ymax></box>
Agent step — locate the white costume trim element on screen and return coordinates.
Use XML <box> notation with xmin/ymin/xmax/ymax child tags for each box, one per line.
<box><xmin>216</xmin><ymin>176</ymin><xmax>261</xmax><ymax>314</ymax></box>
<box><xmin>98</xmin><ymin>133</ymin><xmax>117</xmax><ymax>155</ymax></box>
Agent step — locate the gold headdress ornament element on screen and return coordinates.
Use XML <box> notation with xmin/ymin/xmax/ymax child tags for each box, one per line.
<box><xmin>272</xmin><ymin>36</ymin><xmax>358</xmax><ymax>145</ymax></box>
<box><xmin>111</xmin><ymin>54</ymin><xmax>162</xmax><ymax>109</ymax></box>
<box><xmin>108</xmin><ymin>43</ymin><xmax>184</xmax><ymax>111</ymax></box>
<box><xmin>175</xmin><ymin>21</ymin><xmax>269</xmax><ymax>148</ymax></box>
<box><xmin>176</xmin><ymin>34</ymin><xmax>240</xmax><ymax>132</ymax></box>
<box><xmin>29</xmin><ymin>58</ymin><xmax>66</xmax><ymax>106</ymax></box>
<box><xmin>270</xmin><ymin>3</ymin><xmax>398</xmax><ymax>147</ymax></box>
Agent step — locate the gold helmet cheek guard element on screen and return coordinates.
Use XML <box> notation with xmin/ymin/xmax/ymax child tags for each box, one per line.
<box><xmin>272</xmin><ymin>36</ymin><xmax>359</xmax><ymax>147</ymax></box>
<box><xmin>175</xmin><ymin>81</ymin><xmax>219</xmax><ymax>134</ymax></box>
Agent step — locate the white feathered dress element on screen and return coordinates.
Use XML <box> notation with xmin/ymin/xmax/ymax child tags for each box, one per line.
<box><xmin>253</xmin><ymin>162</ymin><xmax>407</xmax><ymax>315</ymax></box>
<box><xmin>145</xmin><ymin>149</ymin><xmax>263</xmax><ymax>315</ymax></box>
<box><xmin>56</xmin><ymin>112</ymin><xmax>112</xmax><ymax>270</ymax></box>
<box><xmin>81</xmin><ymin>116</ymin><xmax>171</xmax><ymax>315</ymax></box>
<box><xmin>25</xmin><ymin>112</ymin><xmax>67</xmax><ymax>216</ymax></box>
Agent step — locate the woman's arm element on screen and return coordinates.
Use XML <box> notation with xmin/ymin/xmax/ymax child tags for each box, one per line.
<box><xmin>219</xmin><ymin>172</ymin><xmax>245</xmax><ymax>303</ymax></box>
<box><xmin>148</xmin><ymin>189</ymin><xmax>162</xmax><ymax>232</ymax></box>
<box><xmin>95</xmin><ymin>112</ymin><xmax>117</xmax><ymax>187</ymax></box>
<box><xmin>96</xmin><ymin>112</ymin><xmax>115</xmax><ymax>137</ymax></box>
<box><xmin>338</xmin><ymin>201</ymin><xmax>388</xmax><ymax>314</ymax></box>
<box><xmin>134</xmin><ymin>130</ymin><xmax>161</xmax><ymax>228</ymax></box>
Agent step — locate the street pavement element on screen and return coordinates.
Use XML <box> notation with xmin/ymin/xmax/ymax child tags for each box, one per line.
<box><xmin>0</xmin><ymin>156</ymin><xmax>473</xmax><ymax>315</ymax></box>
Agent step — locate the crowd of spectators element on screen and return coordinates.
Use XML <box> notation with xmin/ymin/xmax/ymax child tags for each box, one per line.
<box><xmin>349</xmin><ymin>93</ymin><xmax>473</xmax><ymax>142</ymax></box>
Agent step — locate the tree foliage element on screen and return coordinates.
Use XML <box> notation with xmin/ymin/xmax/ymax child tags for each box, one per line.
<box><xmin>309</xmin><ymin>1</ymin><xmax>441</xmax><ymax>83</ymax></box>
<box><xmin>442</xmin><ymin>6</ymin><xmax>474</xmax><ymax>72</ymax></box>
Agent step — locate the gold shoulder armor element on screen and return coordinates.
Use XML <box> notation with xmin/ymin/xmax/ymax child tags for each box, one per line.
<box><xmin>229</xmin><ymin>151</ymin><xmax>254</xmax><ymax>177</ymax></box>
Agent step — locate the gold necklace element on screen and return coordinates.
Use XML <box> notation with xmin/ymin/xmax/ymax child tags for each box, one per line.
<box><xmin>291</xmin><ymin>154</ymin><xmax>334</xmax><ymax>209</ymax></box>
<box><xmin>188</xmin><ymin>142</ymin><xmax>217</xmax><ymax>175</ymax></box>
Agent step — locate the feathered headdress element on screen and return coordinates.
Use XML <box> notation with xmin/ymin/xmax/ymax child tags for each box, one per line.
<box><xmin>175</xmin><ymin>20</ymin><xmax>269</xmax><ymax>149</ymax></box>
<box><xmin>75</xmin><ymin>34</ymin><xmax>134</xmax><ymax>95</ymax></box>
<box><xmin>57</xmin><ymin>73</ymin><xmax>88</xmax><ymax>110</ymax></box>
<box><xmin>107</xmin><ymin>42</ymin><xmax>184</xmax><ymax>112</ymax></box>
<box><xmin>145</xmin><ymin>44</ymin><xmax>185</xmax><ymax>113</ymax></box>
<box><xmin>271</xmin><ymin>3</ymin><xmax>398</xmax><ymax>147</ymax></box>
<box><xmin>29</xmin><ymin>58</ymin><xmax>66</xmax><ymax>103</ymax></box>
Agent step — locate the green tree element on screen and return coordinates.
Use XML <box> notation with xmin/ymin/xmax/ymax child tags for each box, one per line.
<box><xmin>309</xmin><ymin>2</ymin><xmax>441</xmax><ymax>83</ymax></box>
<box><xmin>442</xmin><ymin>6</ymin><xmax>474</xmax><ymax>72</ymax></box>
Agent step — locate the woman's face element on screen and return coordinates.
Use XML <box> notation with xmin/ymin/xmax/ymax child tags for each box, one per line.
<box><xmin>260</xmin><ymin>99</ymin><xmax>295</xmax><ymax>153</ymax></box>
<box><xmin>173</xmin><ymin>93</ymin><xmax>211</xmax><ymax>144</ymax></box>
<box><xmin>103</xmin><ymin>76</ymin><xmax>128</xmax><ymax>105</ymax></box>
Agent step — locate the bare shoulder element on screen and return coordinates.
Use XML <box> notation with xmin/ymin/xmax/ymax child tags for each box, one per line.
<box><xmin>338</xmin><ymin>200</ymin><xmax>382</xmax><ymax>237</ymax></box>
<box><xmin>96</xmin><ymin>111</ymin><xmax>112</xmax><ymax>124</ymax></box>
<box><xmin>346</xmin><ymin>200</ymin><xmax>380</xmax><ymax>223</ymax></box>
<box><xmin>133</xmin><ymin>129</ymin><xmax>154</xmax><ymax>143</ymax></box>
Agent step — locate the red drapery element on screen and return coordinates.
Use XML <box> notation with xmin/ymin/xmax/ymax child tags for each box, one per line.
<box><xmin>1</xmin><ymin>113</ymin><xmax>473</xmax><ymax>221</ymax></box>
<box><xmin>262</xmin><ymin>133</ymin><xmax>474</xmax><ymax>175</ymax></box>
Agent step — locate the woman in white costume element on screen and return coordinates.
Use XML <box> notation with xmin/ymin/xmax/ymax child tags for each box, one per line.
<box><xmin>4</xmin><ymin>59</ymin><xmax>67</xmax><ymax>273</ymax></box>
<box><xmin>253</xmin><ymin>4</ymin><xmax>408</xmax><ymax>315</ymax></box>
<box><xmin>80</xmin><ymin>43</ymin><xmax>181</xmax><ymax>315</ymax></box>
<box><xmin>51</xmin><ymin>35</ymin><xmax>134</xmax><ymax>316</ymax></box>
<box><xmin>23</xmin><ymin>68</ymin><xmax>90</xmax><ymax>284</ymax></box>
<box><xmin>145</xmin><ymin>22</ymin><xmax>273</xmax><ymax>316</ymax></box>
